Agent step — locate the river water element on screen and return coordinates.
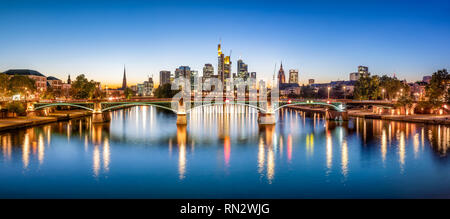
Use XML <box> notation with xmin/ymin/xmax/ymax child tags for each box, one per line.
<box><xmin>0</xmin><ymin>105</ymin><xmax>449</xmax><ymax>198</ymax></box>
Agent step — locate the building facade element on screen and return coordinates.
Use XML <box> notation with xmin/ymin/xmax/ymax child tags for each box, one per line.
<box><xmin>289</xmin><ymin>69</ymin><xmax>299</xmax><ymax>84</ymax></box>
<box><xmin>203</xmin><ymin>64</ymin><xmax>214</xmax><ymax>78</ymax></box>
<box><xmin>4</xmin><ymin>69</ymin><xmax>47</xmax><ymax>93</ymax></box>
<box><xmin>159</xmin><ymin>70</ymin><xmax>171</xmax><ymax>85</ymax></box>
<box><xmin>277</xmin><ymin>62</ymin><xmax>286</xmax><ymax>86</ymax></box>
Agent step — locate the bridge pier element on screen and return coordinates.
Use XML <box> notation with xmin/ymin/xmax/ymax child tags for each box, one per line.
<box><xmin>92</xmin><ymin>102</ymin><xmax>111</xmax><ymax>123</ymax></box>
<box><xmin>176</xmin><ymin>113</ymin><xmax>187</xmax><ymax>125</ymax></box>
<box><xmin>325</xmin><ymin>110</ymin><xmax>348</xmax><ymax>121</ymax></box>
<box><xmin>258</xmin><ymin>112</ymin><xmax>276</xmax><ymax>125</ymax></box>
<box><xmin>26</xmin><ymin>102</ymin><xmax>40</xmax><ymax>117</ymax></box>
<box><xmin>258</xmin><ymin>99</ymin><xmax>276</xmax><ymax>125</ymax></box>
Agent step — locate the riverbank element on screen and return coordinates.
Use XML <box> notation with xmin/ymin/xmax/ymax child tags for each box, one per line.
<box><xmin>348</xmin><ymin>109</ymin><xmax>450</xmax><ymax>125</ymax></box>
<box><xmin>0</xmin><ymin>110</ymin><xmax>91</xmax><ymax>132</ymax></box>
<box><xmin>286</xmin><ymin>106</ymin><xmax>450</xmax><ymax>125</ymax></box>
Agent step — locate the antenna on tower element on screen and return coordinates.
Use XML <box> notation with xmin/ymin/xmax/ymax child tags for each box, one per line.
<box><xmin>273</xmin><ymin>63</ymin><xmax>277</xmax><ymax>86</ymax></box>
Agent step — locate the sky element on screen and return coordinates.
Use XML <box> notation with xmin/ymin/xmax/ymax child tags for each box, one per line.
<box><xmin>0</xmin><ymin>0</ymin><xmax>449</xmax><ymax>87</ymax></box>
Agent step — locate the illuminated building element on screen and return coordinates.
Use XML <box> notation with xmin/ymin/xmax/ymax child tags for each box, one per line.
<box><xmin>277</xmin><ymin>62</ymin><xmax>286</xmax><ymax>86</ymax></box>
<box><xmin>159</xmin><ymin>70</ymin><xmax>171</xmax><ymax>85</ymax></box>
<box><xmin>4</xmin><ymin>69</ymin><xmax>47</xmax><ymax>93</ymax></box>
<box><xmin>175</xmin><ymin>66</ymin><xmax>191</xmax><ymax>79</ymax></box>
<box><xmin>202</xmin><ymin>63</ymin><xmax>214</xmax><ymax>78</ymax></box>
<box><xmin>217</xmin><ymin>43</ymin><xmax>231</xmax><ymax>85</ymax></box>
<box><xmin>237</xmin><ymin>59</ymin><xmax>248</xmax><ymax>79</ymax></box>
<box><xmin>289</xmin><ymin>69</ymin><xmax>299</xmax><ymax>84</ymax></box>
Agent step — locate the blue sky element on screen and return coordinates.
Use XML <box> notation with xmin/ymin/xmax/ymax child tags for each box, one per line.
<box><xmin>0</xmin><ymin>0</ymin><xmax>449</xmax><ymax>86</ymax></box>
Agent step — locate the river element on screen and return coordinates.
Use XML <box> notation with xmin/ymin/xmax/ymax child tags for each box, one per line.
<box><xmin>0</xmin><ymin>105</ymin><xmax>449</xmax><ymax>198</ymax></box>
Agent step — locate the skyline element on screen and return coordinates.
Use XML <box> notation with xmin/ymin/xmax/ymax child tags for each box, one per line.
<box><xmin>1</xmin><ymin>0</ymin><xmax>450</xmax><ymax>87</ymax></box>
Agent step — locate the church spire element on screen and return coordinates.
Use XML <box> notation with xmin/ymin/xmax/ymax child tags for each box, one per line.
<box><xmin>122</xmin><ymin>65</ymin><xmax>127</xmax><ymax>90</ymax></box>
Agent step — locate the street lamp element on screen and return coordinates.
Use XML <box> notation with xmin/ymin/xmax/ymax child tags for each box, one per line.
<box><xmin>382</xmin><ymin>88</ymin><xmax>385</xmax><ymax>100</ymax></box>
<box><xmin>327</xmin><ymin>86</ymin><xmax>331</xmax><ymax>100</ymax></box>
<box><xmin>343</xmin><ymin>86</ymin><xmax>346</xmax><ymax>99</ymax></box>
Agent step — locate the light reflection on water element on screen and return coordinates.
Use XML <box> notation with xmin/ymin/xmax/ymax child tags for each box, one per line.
<box><xmin>0</xmin><ymin>105</ymin><xmax>449</xmax><ymax>198</ymax></box>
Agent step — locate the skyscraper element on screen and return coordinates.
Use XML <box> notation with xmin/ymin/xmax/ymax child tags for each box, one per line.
<box><xmin>358</xmin><ymin>66</ymin><xmax>369</xmax><ymax>75</ymax></box>
<box><xmin>159</xmin><ymin>70</ymin><xmax>171</xmax><ymax>85</ymax></box>
<box><xmin>203</xmin><ymin>63</ymin><xmax>214</xmax><ymax>78</ymax></box>
<box><xmin>289</xmin><ymin>69</ymin><xmax>299</xmax><ymax>84</ymax></box>
<box><xmin>237</xmin><ymin>59</ymin><xmax>248</xmax><ymax>79</ymax></box>
<box><xmin>175</xmin><ymin>66</ymin><xmax>191</xmax><ymax>78</ymax></box>
<box><xmin>218</xmin><ymin>44</ymin><xmax>225</xmax><ymax>83</ymax></box>
<box><xmin>217</xmin><ymin>43</ymin><xmax>231</xmax><ymax>84</ymax></box>
<box><xmin>122</xmin><ymin>66</ymin><xmax>127</xmax><ymax>90</ymax></box>
<box><xmin>224</xmin><ymin>55</ymin><xmax>231</xmax><ymax>80</ymax></box>
<box><xmin>277</xmin><ymin>62</ymin><xmax>286</xmax><ymax>85</ymax></box>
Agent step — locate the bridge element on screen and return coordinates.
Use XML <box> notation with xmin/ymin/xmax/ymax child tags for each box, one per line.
<box><xmin>26</xmin><ymin>99</ymin><xmax>349</xmax><ymax>125</ymax></box>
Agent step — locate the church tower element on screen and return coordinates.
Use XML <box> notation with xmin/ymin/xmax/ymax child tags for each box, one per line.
<box><xmin>122</xmin><ymin>65</ymin><xmax>127</xmax><ymax>90</ymax></box>
<box><xmin>278</xmin><ymin>61</ymin><xmax>286</xmax><ymax>85</ymax></box>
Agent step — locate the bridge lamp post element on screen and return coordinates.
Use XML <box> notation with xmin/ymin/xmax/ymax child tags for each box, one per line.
<box><xmin>327</xmin><ymin>86</ymin><xmax>331</xmax><ymax>100</ymax></box>
<box><xmin>343</xmin><ymin>86</ymin><xmax>346</xmax><ymax>99</ymax></box>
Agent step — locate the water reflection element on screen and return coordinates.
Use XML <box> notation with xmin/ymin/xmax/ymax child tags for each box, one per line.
<box><xmin>0</xmin><ymin>105</ymin><xmax>449</xmax><ymax>198</ymax></box>
<box><xmin>177</xmin><ymin>125</ymin><xmax>187</xmax><ymax>180</ymax></box>
<box><xmin>258</xmin><ymin>124</ymin><xmax>276</xmax><ymax>183</ymax></box>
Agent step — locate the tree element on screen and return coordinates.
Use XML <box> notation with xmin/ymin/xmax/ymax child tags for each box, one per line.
<box><xmin>70</xmin><ymin>74</ymin><xmax>104</xmax><ymax>100</ymax></box>
<box><xmin>41</xmin><ymin>86</ymin><xmax>56</xmax><ymax>100</ymax></box>
<box><xmin>0</xmin><ymin>73</ymin><xmax>9</xmax><ymax>98</ymax></box>
<box><xmin>154</xmin><ymin>83</ymin><xmax>179</xmax><ymax>98</ymax></box>
<box><xmin>331</xmin><ymin>84</ymin><xmax>344</xmax><ymax>99</ymax></box>
<box><xmin>396</xmin><ymin>94</ymin><xmax>413</xmax><ymax>108</ymax></box>
<box><xmin>300</xmin><ymin>85</ymin><xmax>316</xmax><ymax>98</ymax></box>
<box><xmin>425</xmin><ymin>69</ymin><xmax>449</xmax><ymax>108</ymax></box>
<box><xmin>317</xmin><ymin>87</ymin><xmax>328</xmax><ymax>99</ymax></box>
<box><xmin>354</xmin><ymin>75</ymin><xmax>380</xmax><ymax>100</ymax></box>
<box><xmin>379</xmin><ymin>75</ymin><xmax>409</xmax><ymax>100</ymax></box>
<box><xmin>124</xmin><ymin>87</ymin><xmax>136</xmax><ymax>99</ymax></box>
<box><xmin>8</xmin><ymin>75</ymin><xmax>36</xmax><ymax>96</ymax></box>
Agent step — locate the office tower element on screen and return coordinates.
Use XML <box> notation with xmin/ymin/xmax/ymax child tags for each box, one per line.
<box><xmin>349</xmin><ymin>72</ymin><xmax>359</xmax><ymax>81</ymax></box>
<box><xmin>289</xmin><ymin>69</ymin><xmax>299</xmax><ymax>84</ymax></box>
<box><xmin>190</xmin><ymin>70</ymin><xmax>198</xmax><ymax>90</ymax></box>
<box><xmin>224</xmin><ymin>55</ymin><xmax>231</xmax><ymax>80</ymax></box>
<box><xmin>159</xmin><ymin>70</ymin><xmax>171</xmax><ymax>85</ymax></box>
<box><xmin>237</xmin><ymin>59</ymin><xmax>248</xmax><ymax>79</ymax></box>
<box><xmin>358</xmin><ymin>66</ymin><xmax>369</xmax><ymax>76</ymax></box>
<box><xmin>218</xmin><ymin>44</ymin><xmax>225</xmax><ymax>83</ymax></box>
<box><xmin>175</xmin><ymin>66</ymin><xmax>191</xmax><ymax>78</ymax></box>
<box><xmin>203</xmin><ymin>63</ymin><xmax>214</xmax><ymax>78</ymax></box>
<box><xmin>251</xmin><ymin>72</ymin><xmax>256</xmax><ymax>79</ymax></box>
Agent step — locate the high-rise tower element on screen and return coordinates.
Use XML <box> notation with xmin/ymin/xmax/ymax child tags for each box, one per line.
<box><xmin>218</xmin><ymin>43</ymin><xmax>225</xmax><ymax>83</ymax></box>
<box><xmin>122</xmin><ymin>66</ymin><xmax>127</xmax><ymax>90</ymax></box>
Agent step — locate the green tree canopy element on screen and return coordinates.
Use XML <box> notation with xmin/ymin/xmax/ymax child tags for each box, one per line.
<box><xmin>124</xmin><ymin>87</ymin><xmax>136</xmax><ymax>99</ymax></box>
<box><xmin>300</xmin><ymin>85</ymin><xmax>316</xmax><ymax>98</ymax></box>
<box><xmin>8</xmin><ymin>75</ymin><xmax>36</xmax><ymax>95</ymax></box>
<box><xmin>354</xmin><ymin>75</ymin><xmax>380</xmax><ymax>100</ymax></box>
<box><xmin>425</xmin><ymin>69</ymin><xmax>449</xmax><ymax>108</ymax></box>
<box><xmin>0</xmin><ymin>73</ymin><xmax>9</xmax><ymax>97</ymax></box>
<box><xmin>154</xmin><ymin>83</ymin><xmax>179</xmax><ymax>98</ymax></box>
<box><xmin>70</xmin><ymin>74</ymin><xmax>104</xmax><ymax>100</ymax></box>
<box><xmin>379</xmin><ymin>75</ymin><xmax>409</xmax><ymax>100</ymax></box>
